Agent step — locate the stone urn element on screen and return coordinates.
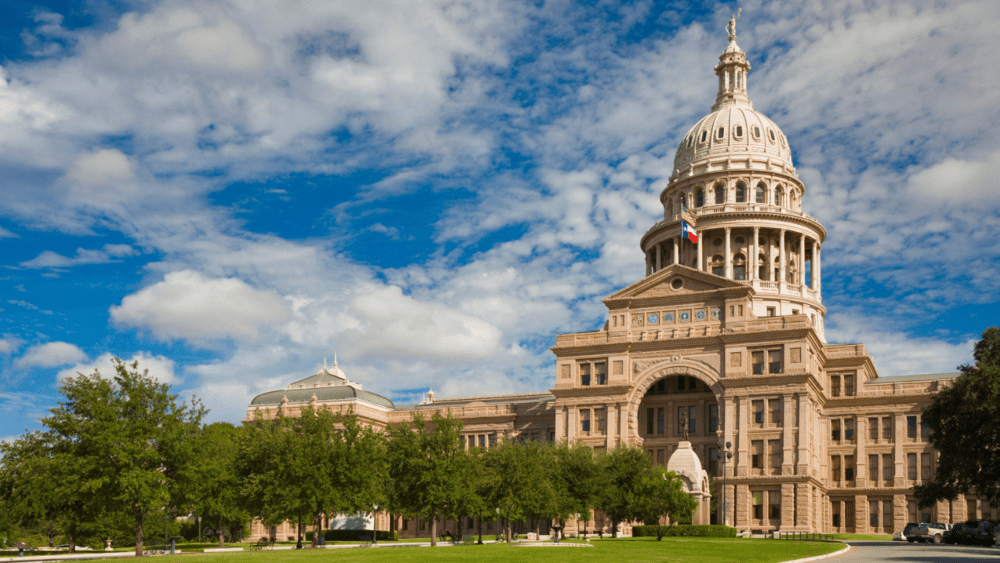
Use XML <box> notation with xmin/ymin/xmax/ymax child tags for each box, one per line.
<box><xmin>104</xmin><ymin>539</ymin><xmax>113</xmax><ymax>551</ymax></box>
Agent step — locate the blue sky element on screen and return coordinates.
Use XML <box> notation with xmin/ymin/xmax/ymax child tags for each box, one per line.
<box><xmin>1</xmin><ymin>0</ymin><xmax>998</xmax><ymax>437</ymax></box>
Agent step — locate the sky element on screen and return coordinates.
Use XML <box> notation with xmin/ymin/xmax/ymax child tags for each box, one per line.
<box><xmin>1</xmin><ymin>0</ymin><xmax>998</xmax><ymax>439</ymax></box>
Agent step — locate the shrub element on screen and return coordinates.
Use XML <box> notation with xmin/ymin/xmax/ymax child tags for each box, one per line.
<box><xmin>631</xmin><ymin>525</ymin><xmax>736</xmax><ymax>538</ymax></box>
<box><xmin>304</xmin><ymin>529</ymin><xmax>397</xmax><ymax>542</ymax></box>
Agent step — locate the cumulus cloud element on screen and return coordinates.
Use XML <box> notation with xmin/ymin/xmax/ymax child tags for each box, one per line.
<box><xmin>57</xmin><ymin>351</ymin><xmax>180</xmax><ymax>384</ymax></box>
<box><xmin>349</xmin><ymin>285</ymin><xmax>502</xmax><ymax>360</ymax></box>
<box><xmin>16</xmin><ymin>341</ymin><xmax>87</xmax><ymax>368</ymax></box>
<box><xmin>0</xmin><ymin>337</ymin><xmax>24</xmax><ymax>355</ymax></box>
<box><xmin>20</xmin><ymin>243</ymin><xmax>139</xmax><ymax>268</ymax></box>
<box><xmin>110</xmin><ymin>270</ymin><xmax>291</xmax><ymax>344</ymax></box>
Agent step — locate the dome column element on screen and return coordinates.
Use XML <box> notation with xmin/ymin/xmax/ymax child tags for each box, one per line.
<box><xmin>725</xmin><ymin>228</ymin><xmax>732</xmax><ymax>278</ymax></box>
<box><xmin>750</xmin><ymin>227</ymin><xmax>759</xmax><ymax>281</ymax></box>
<box><xmin>799</xmin><ymin>234</ymin><xmax>806</xmax><ymax>286</ymax></box>
<box><xmin>815</xmin><ymin>244</ymin><xmax>822</xmax><ymax>293</ymax></box>
<box><xmin>656</xmin><ymin>244</ymin><xmax>662</xmax><ymax>271</ymax></box>
<box><xmin>674</xmin><ymin>236</ymin><xmax>680</xmax><ymax>265</ymax></box>
<box><xmin>697</xmin><ymin>234</ymin><xmax>703</xmax><ymax>270</ymax></box>
<box><xmin>779</xmin><ymin>229</ymin><xmax>787</xmax><ymax>286</ymax></box>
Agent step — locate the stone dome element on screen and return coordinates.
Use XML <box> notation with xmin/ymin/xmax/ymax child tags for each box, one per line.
<box><xmin>673</xmin><ymin>106</ymin><xmax>793</xmax><ymax>171</ymax></box>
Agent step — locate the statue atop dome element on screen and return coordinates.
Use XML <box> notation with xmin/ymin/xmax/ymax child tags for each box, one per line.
<box><xmin>727</xmin><ymin>8</ymin><xmax>741</xmax><ymax>42</ymax></box>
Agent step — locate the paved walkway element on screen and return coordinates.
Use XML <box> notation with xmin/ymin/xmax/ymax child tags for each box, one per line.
<box><xmin>835</xmin><ymin>541</ymin><xmax>1000</xmax><ymax>562</ymax></box>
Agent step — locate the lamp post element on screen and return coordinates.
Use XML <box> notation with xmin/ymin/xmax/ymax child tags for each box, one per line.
<box><xmin>495</xmin><ymin>508</ymin><xmax>500</xmax><ymax>542</ymax></box>
<box><xmin>372</xmin><ymin>505</ymin><xmax>379</xmax><ymax>545</ymax></box>
<box><xmin>197</xmin><ymin>516</ymin><xmax>201</xmax><ymax>543</ymax></box>
<box><xmin>717</xmin><ymin>441</ymin><xmax>733</xmax><ymax>527</ymax></box>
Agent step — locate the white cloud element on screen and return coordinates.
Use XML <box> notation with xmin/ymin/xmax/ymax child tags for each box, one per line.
<box><xmin>0</xmin><ymin>337</ymin><xmax>24</xmax><ymax>355</ymax></box>
<box><xmin>56</xmin><ymin>351</ymin><xmax>180</xmax><ymax>385</ymax></box>
<box><xmin>20</xmin><ymin>243</ymin><xmax>139</xmax><ymax>268</ymax></box>
<box><xmin>64</xmin><ymin>149</ymin><xmax>136</xmax><ymax>186</ymax></box>
<box><xmin>348</xmin><ymin>285</ymin><xmax>502</xmax><ymax>360</ymax></box>
<box><xmin>16</xmin><ymin>341</ymin><xmax>87</xmax><ymax>368</ymax></box>
<box><xmin>110</xmin><ymin>269</ymin><xmax>291</xmax><ymax>344</ymax></box>
<box><xmin>907</xmin><ymin>150</ymin><xmax>1000</xmax><ymax>208</ymax></box>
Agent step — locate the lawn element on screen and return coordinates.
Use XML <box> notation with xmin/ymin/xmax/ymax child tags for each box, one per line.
<box><xmin>191</xmin><ymin>537</ymin><xmax>843</xmax><ymax>563</ymax></box>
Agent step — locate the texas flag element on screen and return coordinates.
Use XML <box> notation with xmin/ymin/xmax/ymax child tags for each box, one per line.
<box><xmin>682</xmin><ymin>221</ymin><xmax>699</xmax><ymax>244</ymax></box>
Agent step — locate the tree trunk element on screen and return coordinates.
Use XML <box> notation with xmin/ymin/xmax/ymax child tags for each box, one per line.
<box><xmin>477</xmin><ymin>517</ymin><xmax>483</xmax><ymax>544</ymax></box>
<box><xmin>611</xmin><ymin>518</ymin><xmax>618</xmax><ymax>538</ymax></box>
<box><xmin>218</xmin><ymin>518</ymin><xmax>225</xmax><ymax>548</ymax></box>
<box><xmin>430</xmin><ymin>513</ymin><xmax>437</xmax><ymax>547</ymax></box>
<box><xmin>135</xmin><ymin>517</ymin><xmax>144</xmax><ymax>557</ymax></box>
<box><xmin>312</xmin><ymin>513</ymin><xmax>320</xmax><ymax>547</ymax></box>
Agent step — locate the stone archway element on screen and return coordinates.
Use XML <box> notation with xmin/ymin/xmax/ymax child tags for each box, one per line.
<box><xmin>624</xmin><ymin>359</ymin><xmax>724</xmax><ymax>445</ymax></box>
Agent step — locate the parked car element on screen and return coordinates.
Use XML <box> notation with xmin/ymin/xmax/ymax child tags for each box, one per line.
<box><xmin>909</xmin><ymin>522</ymin><xmax>951</xmax><ymax>543</ymax></box>
<box><xmin>896</xmin><ymin>522</ymin><xmax>921</xmax><ymax>542</ymax></box>
<box><xmin>943</xmin><ymin>521</ymin><xmax>971</xmax><ymax>544</ymax></box>
<box><xmin>970</xmin><ymin>520</ymin><xmax>999</xmax><ymax>546</ymax></box>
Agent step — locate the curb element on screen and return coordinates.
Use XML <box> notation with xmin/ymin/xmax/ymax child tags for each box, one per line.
<box><xmin>781</xmin><ymin>543</ymin><xmax>851</xmax><ymax>563</ymax></box>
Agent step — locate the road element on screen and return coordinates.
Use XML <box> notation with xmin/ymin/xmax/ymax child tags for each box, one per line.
<box><xmin>833</xmin><ymin>541</ymin><xmax>1000</xmax><ymax>562</ymax></box>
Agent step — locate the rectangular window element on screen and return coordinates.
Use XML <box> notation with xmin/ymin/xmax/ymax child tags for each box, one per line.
<box><xmin>646</xmin><ymin>407</ymin><xmax>654</xmax><ymax>435</ymax></box>
<box><xmin>831</xmin><ymin>375</ymin><xmax>841</xmax><ymax>397</ymax></box>
<box><xmin>708</xmin><ymin>447</ymin><xmax>718</xmax><ymax>475</ymax></box>
<box><xmin>831</xmin><ymin>419</ymin><xmax>841</xmax><ymax>441</ymax></box>
<box><xmin>882</xmin><ymin>417</ymin><xmax>893</xmax><ymax>440</ymax></box>
<box><xmin>832</xmin><ymin>502</ymin><xmax>841</xmax><ymax>527</ymax></box>
<box><xmin>709</xmin><ymin>405</ymin><xmax>719</xmax><ymax>433</ymax></box>
<box><xmin>751</xmin><ymin>440</ymin><xmax>763</xmax><ymax>469</ymax></box>
<box><xmin>752</xmin><ymin>351</ymin><xmax>765</xmax><ymax>375</ymax></box>
<box><xmin>882</xmin><ymin>501</ymin><xmax>892</xmax><ymax>531</ymax></box>
<box><xmin>460</xmin><ymin>435</ymin><xmax>466</xmax><ymax>449</ymax></box>
<box><xmin>844</xmin><ymin>373</ymin><xmax>855</xmax><ymax>396</ymax></box>
<box><xmin>581</xmin><ymin>410</ymin><xmax>591</xmax><ymax>434</ymax></box>
<box><xmin>596</xmin><ymin>408</ymin><xmax>607</xmax><ymax>434</ymax></box>
<box><xmin>678</xmin><ymin>377</ymin><xmax>686</xmax><ymax>390</ymax></box>
<box><xmin>479</xmin><ymin>434</ymin><xmax>487</xmax><ymax>448</ymax></box>
<box><xmin>768</xmin><ymin>398</ymin><xmax>782</xmax><ymax>425</ymax></box>
<box><xmin>677</xmin><ymin>406</ymin><xmax>686</xmax><ymax>435</ymax></box>
<box><xmin>402</xmin><ymin>519</ymin><xmax>408</xmax><ymax>531</ymax></box>
<box><xmin>920</xmin><ymin>418</ymin><xmax>931</xmax><ymax>440</ymax></box>
<box><xmin>489</xmin><ymin>434</ymin><xmax>497</xmax><ymax>448</ymax></box>
<box><xmin>768</xmin><ymin>349</ymin><xmax>783</xmax><ymax>374</ymax></box>
<box><xmin>595</xmin><ymin>362</ymin><xmax>607</xmax><ymax>385</ymax></box>
<box><xmin>845</xmin><ymin>501</ymin><xmax>856</xmax><ymax>528</ymax></box>
<box><xmin>907</xmin><ymin>453</ymin><xmax>917</xmax><ymax>480</ymax></box>
<box><xmin>869</xmin><ymin>454</ymin><xmax>879</xmax><ymax>482</ymax></box>
<box><xmin>869</xmin><ymin>418</ymin><xmax>879</xmax><ymax>441</ymax></box>
<box><xmin>657</xmin><ymin>449</ymin><xmax>665</xmax><ymax>466</ymax></box>
<box><xmin>769</xmin><ymin>491</ymin><xmax>781</xmax><ymax>520</ymax></box>
<box><xmin>907</xmin><ymin>416</ymin><xmax>917</xmax><ymax>439</ymax></box>
<box><xmin>767</xmin><ymin>307</ymin><xmax>776</xmax><ymax>317</ymax></box>
<box><xmin>752</xmin><ymin>491</ymin><xmax>763</xmax><ymax>520</ymax></box>
<box><xmin>845</xmin><ymin>418</ymin><xmax>855</xmax><ymax>441</ymax></box>
<box><xmin>580</xmin><ymin>363</ymin><xmax>591</xmax><ymax>386</ymax></box>
<box><xmin>870</xmin><ymin>500</ymin><xmax>879</xmax><ymax>528</ymax></box>
<box><xmin>468</xmin><ymin>517</ymin><xmax>474</xmax><ymax>529</ymax></box>
<box><xmin>882</xmin><ymin>454</ymin><xmax>893</xmax><ymax>481</ymax></box>
<box><xmin>753</xmin><ymin>400</ymin><xmax>764</xmax><ymax>425</ymax></box>
<box><xmin>657</xmin><ymin>407</ymin><xmax>665</xmax><ymax>435</ymax></box>
<box><xmin>769</xmin><ymin>440</ymin><xmax>782</xmax><ymax>474</ymax></box>
<box><xmin>689</xmin><ymin>406</ymin><xmax>697</xmax><ymax>435</ymax></box>
<box><xmin>831</xmin><ymin>455</ymin><xmax>841</xmax><ymax>482</ymax></box>
<box><xmin>845</xmin><ymin>455</ymin><xmax>855</xmax><ymax>481</ymax></box>
<box><xmin>921</xmin><ymin>453</ymin><xmax>932</xmax><ymax>480</ymax></box>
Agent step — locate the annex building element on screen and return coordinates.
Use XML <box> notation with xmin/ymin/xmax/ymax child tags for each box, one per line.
<box><xmin>244</xmin><ymin>19</ymin><xmax>996</xmax><ymax>539</ymax></box>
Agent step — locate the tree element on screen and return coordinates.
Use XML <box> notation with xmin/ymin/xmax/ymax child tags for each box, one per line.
<box><xmin>385</xmin><ymin>412</ymin><xmax>466</xmax><ymax>547</ymax></box>
<box><xmin>916</xmin><ymin>326</ymin><xmax>1000</xmax><ymax>510</ymax></box>
<box><xmin>596</xmin><ymin>446</ymin><xmax>653</xmax><ymax>538</ymax></box>
<box><xmin>639</xmin><ymin>469</ymin><xmax>698</xmax><ymax>540</ymax></box>
<box><xmin>482</xmin><ymin>440</ymin><xmax>556</xmax><ymax>542</ymax></box>
<box><xmin>180</xmin><ymin>423</ymin><xmax>249</xmax><ymax>547</ymax></box>
<box><xmin>14</xmin><ymin>359</ymin><xmax>204</xmax><ymax>556</ymax></box>
<box><xmin>551</xmin><ymin>442</ymin><xmax>600</xmax><ymax>531</ymax></box>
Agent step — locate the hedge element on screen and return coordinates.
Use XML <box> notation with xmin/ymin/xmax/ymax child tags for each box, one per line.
<box><xmin>305</xmin><ymin>529</ymin><xmax>398</xmax><ymax>542</ymax></box>
<box><xmin>632</xmin><ymin>525</ymin><xmax>736</xmax><ymax>538</ymax></box>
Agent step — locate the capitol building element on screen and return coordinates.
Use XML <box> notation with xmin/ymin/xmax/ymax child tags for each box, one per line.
<box><xmin>244</xmin><ymin>19</ymin><xmax>994</xmax><ymax>538</ymax></box>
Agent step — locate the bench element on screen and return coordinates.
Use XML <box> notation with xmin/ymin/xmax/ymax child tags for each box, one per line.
<box><xmin>250</xmin><ymin>538</ymin><xmax>275</xmax><ymax>552</ymax></box>
<box><xmin>358</xmin><ymin>535</ymin><xmax>371</xmax><ymax>547</ymax></box>
<box><xmin>13</xmin><ymin>542</ymin><xmax>34</xmax><ymax>557</ymax></box>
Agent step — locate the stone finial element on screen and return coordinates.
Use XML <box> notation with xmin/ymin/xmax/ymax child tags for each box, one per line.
<box><xmin>427</xmin><ymin>389</ymin><xmax>435</xmax><ymax>403</ymax></box>
<box><xmin>727</xmin><ymin>8</ymin><xmax>741</xmax><ymax>42</ymax></box>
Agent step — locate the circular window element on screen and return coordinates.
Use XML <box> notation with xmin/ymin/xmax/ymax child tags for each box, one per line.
<box><xmin>664</xmin><ymin>313</ymin><xmax>675</xmax><ymax>322</ymax></box>
<box><xmin>647</xmin><ymin>314</ymin><xmax>659</xmax><ymax>324</ymax></box>
<box><xmin>671</xmin><ymin>278</ymin><xmax>684</xmax><ymax>290</ymax></box>
<box><xmin>713</xmin><ymin>237</ymin><xmax>722</xmax><ymax>246</ymax></box>
<box><xmin>734</xmin><ymin>236</ymin><xmax>745</xmax><ymax>245</ymax></box>
<box><xmin>680</xmin><ymin>311</ymin><xmax>691</xmax><ymax>322</ymax></box>
<box><xmin>696</xmin><ymin>310</ymin><xmax>706</xmax><ymax>320</ymax></box>
<box><xmin>712</xmin><ymin>308</ymin><xmax>721</xmax><ymax>319</ymax></box>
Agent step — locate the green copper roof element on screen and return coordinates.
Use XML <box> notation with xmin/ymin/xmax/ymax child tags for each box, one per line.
<box><xmin>250</xmin><ymin>386</ymin><xmax>395</xmax><ymax>409</ymax></box>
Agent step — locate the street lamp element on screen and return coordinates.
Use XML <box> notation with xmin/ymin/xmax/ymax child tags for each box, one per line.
<box><xmin>495</xmin><ymin>508</ymin><xmax>500</xmax><ymax>542</ymax></box>
<box><xmin>197</xmin><ymin>516</ymin><xmax>201</xmax><ymax>543</ymax></box>
<box><xmin>717</xmin><ymin>441</ymin><xmax>733</xmax><ymax>527</ymax></box>
<box><xmin>372</xmin><ymin>505</ymin><xmax>379</xmax><ymax>545</ymax></box>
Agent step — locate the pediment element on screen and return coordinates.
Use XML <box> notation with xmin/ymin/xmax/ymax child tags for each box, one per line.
<box><xmin>604</xmin><ymin>265</ymin><xmax>749</xmax><ymax>305</ymax></box>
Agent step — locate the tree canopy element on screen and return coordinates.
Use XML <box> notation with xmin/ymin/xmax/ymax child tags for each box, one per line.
<box><xmin>916</xmin><ymin>326</ymin><xmax>1000</xmax><ymax>509</ymax></box>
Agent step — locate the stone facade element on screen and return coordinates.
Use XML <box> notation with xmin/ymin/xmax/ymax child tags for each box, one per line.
<box><xmin>241</xmin><ymin>21</ymin><xmax>998</xmax><ymax>540</ymax></box>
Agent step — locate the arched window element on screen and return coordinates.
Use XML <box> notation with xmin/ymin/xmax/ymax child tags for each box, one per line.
<box><xmin>733</xmin><ymin>253</ymin><xmax>747</xmax><ymax>280</ymax></box>
<box><xmin>774</xmin><ymin>187</ymin><xmax>783</xmax><ymax>207</ymax></box>
<box><xmin>695</xmin><ymin>189</ymin><xmax>705</xmax><ymax>207</ymax></box>
<box><xmin>788</xmin><ymin>258</ymin><xmax>798</xmax><ymax>284</ymax></box>
<box><xmin>714</xmin><ymin>183</ymin><xmax>725</xmax><ymax>204</ymax></box>
<box><xmin>736</xmin><ymin>71</ymin><xmax>742</xmax><ymax>89</ymax></box>
<box><xmin>711</xmin><ymin>255</ymin><xmax>724</xmax><ymax>277</ymax></box>
<box><xmin>736</xmin><ymin>184</ymin><xmax>746</xmax><ymax>203</ymax></box>
<box><xmin>758</xmin><ymin>253</ymin><xmax>767</xmax><ymax>280</ymax></box>
<box><xmin>755</xmin><ymin>183</ymin><xmax>766</xmax><ymax>204</ymax></box>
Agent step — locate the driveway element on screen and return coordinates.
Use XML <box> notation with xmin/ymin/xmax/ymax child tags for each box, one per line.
<box><xmin>834</xmin><ymin>541</ymin><xmax>1000</xmax><ymax>562</ymax></box>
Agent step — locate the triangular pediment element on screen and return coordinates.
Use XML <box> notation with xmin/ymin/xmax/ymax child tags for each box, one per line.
<box><xmin>604</xmin><ymin>264</ymin><xmax>750</xmax><ymax>305</ymax></box>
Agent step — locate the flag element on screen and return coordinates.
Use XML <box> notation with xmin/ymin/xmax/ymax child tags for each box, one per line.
<box><xmin>682</xmin><ymin>221</ymin><xmax>698</xmax><ymax>244</ymax></box>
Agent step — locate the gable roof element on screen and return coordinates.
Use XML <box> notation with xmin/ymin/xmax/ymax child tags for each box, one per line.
<box><xmin>604</xmin><ymin>264</ymin><xmax>751</xmax><ymax>306</ymax></box>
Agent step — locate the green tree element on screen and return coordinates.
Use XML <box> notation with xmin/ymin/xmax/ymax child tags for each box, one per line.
<box><xmin>552</xmin><ymin>442</ymin><xmax>600</xmax><ymax>531</ymax></box>
<box><xmin>180</xmin><ymin>423</ymin><xmax>249</xmax><ymax>547</ymax></box>
<box><xmin>483</xmin><ymin>440</ymin><xmax>556</xmax><ymax>542</ymax></box>
<box><xmin>916</xmin><ymin>326</ymin><xmax>1000</xmax><ymax>510</ymax></box>
<box><xmin>596</xmin><ymin>446</ymin><xmax>653</xmax><ymax>538</ymax></box>
<box><xmin>385</xmin><ymin>412</ymin><xmax>466</xmax><ymax>547</ymax></box>
<box><xmin>639</xmin><ymin>469</ymin><xmax>698</xmax><ymax>540</ymax></box>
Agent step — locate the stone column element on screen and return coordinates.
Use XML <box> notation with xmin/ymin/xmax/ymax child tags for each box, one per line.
<box><xmin>855</xmin><ymin>495</ymin><xmax>868</xmax><ymax>533</ymax></box>
<box><xmin>723</xmin><ymin>395</ymin><xmax>736</xmax><ymax>477</ymax></box>
<box><xmin>606</xmin><ymin>404</ymin><xmax>617</xmax><ymax>449</ymax></box>
<box><xmin>809</xmin><ymin>239</ymin><xmax>817</xmax><ymax>289</ymax></box>
<box><xmin>893</xmin><ymin>494</ymin><xmax>908</xmax><ymax>535</ymax></box>
<box><xmin>952</xmin><ymin>494</ymin><xmax>967</xmax><ymax>523</ymax></box>
<box><xmin>856</xmin><ymin>418</ymin><xmax>867</xmax><ymax>488</ymax></box>
<box><xmin>737</xmin><ymin>396</ymin><xmax>749</xmax><ymax>477</ymax></box>
<box><xmin>736</xmin><ymin>484</ymin><xmax>750</xmax><ymax>530</ymax></box>
<box><xmin>815</xmin><ymin>244</ymin><xmax>821</xmax><ymax>293</ymax></box>
<box><xmin>673</xmin><ymin>236</ymin><xmax>680</xmax><ymax>265</ymax></box>
<box><xmin>893</xmin><ymin>414</ymin><xmax>905</xmax><ymax>487</ymax></box>
<box><xmin>795</xmin><ymin>483</ymin><xmax>812</xmax><ymax>531</ymax></box>
<box><xmin>766</xmin><ymin>231</ymin><xmax>774</xmax><ymax>281</ymax></box>
<box><xmin>781</xmin><ymin>483</ymin><xmax>795</xmax><ymax>530</ymax></box>
<box><xmin>782</xmin><ymin>394</ymin><xmax>794</xmax><ymax>474</ymax></box>
<box><xmin>750</xmin><ymin>226</ymin><xmax>759</xmax><ymax>281</ymax></box>
<box><xmin>796</xmin><ymin>395</ymin><xmax>809</xmax><ymax>476</ymax></box>
<box><xmin>655</xmin><ymin>244</ymin><xmax>662</xmax><ymax>272</ymax></box>
<box><xmin>697</xmin><ymin>232</ymin><xmax>703</xmax><ymax>270</ymax></box>
<box><xmin>798</xmin><ymin>234</ymin><xmax>806</xmax><ymax>286</ymax></box>
<box><xmin>646</xmin><ymin>252</ymin><xmax>651</xmax><ymax>276</ymax></box>
<box><xmin>725</xmin><ymin>227</ymin><xmax>733</xmax><ymax>278</ymax></box>
<box><xmin>779</xmin><ymin>229</ymin><xmax>787</xmax><ymax>284</ymax></box>
<box><xmin>555</xmin><ymin>406</ymin><xmax>565</xmax><ymax>441</ymax></box>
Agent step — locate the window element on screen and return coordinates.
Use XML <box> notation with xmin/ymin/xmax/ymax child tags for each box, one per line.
<box><xmin>769</xmin><ymin>492</ymin><xmax>781</xmax><ymax>520</ymax></box>
<box><xmin>695</xmin><ymin>189</ymin><xmax>704</xmax><ymax>207</ymax></box>
<box><xmin>755</xmin><ymin>184</ymin><xmax>765</xmax><ymax>203</ymax></box>
<box><xmin>752</xmin><ymin>491</ymin><xmax>763</xmax><ymax>520</ymax></box>
<box><xmin>845</xmin><ymin>418</ymin><xmax>855</xmax><ymax>441</ymax></box>
<box><xmin>402</xmin><ymin>519</ymin><xmax>408</xmax><ymax>531</ymax></box>
<box><xmin>657</xmin><ymin>407</ymin><xmax>665</xmax><ymax>435</ymax></box>
<box><xmin>717</xmin><ymin>127</ymin><xmax>725</xmax><ymax>139</ymax></box>
<box><xmin>882</xmin><ymin>454</ymin><xmax>893</xmax><ymax>481</ymax></box>
<box><xmin>844</xmin><ymin>374</ymin><xmax>855</xmax><ymax>396</ymax></box>
<box><xmin>753</xmin><ymin>126</ymin><xmax>761</xmax><ymax>138</ymax></box>
<box><xmin>920</xmin><ymin>417</ymin><xmax>930</xmax><ymax>439</ymax></box>
<box><xmin>921</xmin><ymin>453</ymin><xmax>932</xmax><ymax>480</ymax></box>
<box><xmin>646</xmin><ymin>407</ymin><xmax>654</xmax><ymax>435</ymax></box>
<box><xmin>753</xmin><ymin>400</ymin><xmax>764</xmax><ymax>425</ymax></box>
<box><xmin>907</xmin><ymin>416</ymin><xmax>917</xmax><ymax>439</ymax></box>
<box><xmin>656</xmin><ymin>449</ymin><xmax>665</xmax><ymax>466</ymax></box>
<box><xmin>752</xmin><ymin>351</ymin><xmax>765</xmax><ymax>375</ymax></box>
<box><xmin>735</xmin><ymin>125</ymin><xmax>743</xmax><ymax>137</ymax></box>
<box><xmin>883</xmin><ymin>501</ymin><xmax>893</xmax><ymax>531</ymax></box>
<box><xmin>595</xmin><ymin>362</ymin><xmax>607</xmax><ymax>385</ymax></box>
<box><xmin>714</xmin><ymin>184</ymin><xmax>725</xmax><ymax>204</ymax></box>
<box><xmin>832</xmin><ymin>503</ymin><xmax>841</xmax><ymax>528</ymax></box>
<box><xmin>709</xmin><ymin>405</ymin><xmax>719</xmax><ymax>433</ymax></box>
<box><xmin>869</xmin><ymin>455</ymin><xmax>879</xmax><ymax>482</ymax></box>
<box><xmin>733</xmin><ymin>253</ymin><xmax>746</xmax><ymax>280</ymax></box>
<box><xmin>580</xmin><ymin>363</ymin><xmax>591</xmax><ymax>386</ymax></box>
<box><xmin>678</xmin><ymin>377</ymin><xmax>686</xmax><ymax>390</ymax></box>
<box><xmin>581</xmin><ymin>410</ymin><xmax>591</xmax><ymax>434</ymax></box>
<box><xmin>768</xmin><ymin>350</ymin><xmax>783</xmax><ymax>374</ymax></box>
<box><xmin>882</xmin><ymin>417</ymin><xmax>893</xmax><ymax>440</ymax></box>
<box><xmin>870</xmin><ymin>501</ymin><xmax>879</xmax><ymax>528</ymax></box>
<box><xmin>869</xmin><ymin>418</ymin><xmax>879</xmax><ymax>441</ymax></box>
<box><xmin>596</xmin><ymin>409</ymin><xmax>607</xmax><ymax>434</ymax></box>
<box><xmin>460</xmin><ymin>435</ymin><xmax>466</xmax><ymax>449</ymax></box>
<box><xmin>479</xmin><ymin>434</ymin><xmax>487</xmax><ymax>447</ymax></box>
<box><xmin>708</xmin><ymin>447</ymin><xmax>718</xmax><ymax>474</ymax></box>
<box><xmin>769</xmin><ymin>129</ymin><xmax>776</xmax><ymax>141</ymax></box>
<box><xmin>767</xmin><ymin>306</ymin><xmax>776</xmax><ymax>317</ymax></box>
<box><xmin>831</xmin><ymin>455</ymin><xmax>841</xmax><ymax>482</ymax></box>
<box><xmin>831</xmin><ymin>419</ymin><xmax>841</xmax><ymax>441</ymax></box>
<box><xmin>736</xmin><ymin>71</ymin><xmax>741</xmax><ymax>89</ymax></box>
<box><xmin>774</xmin><ymin>188</ymin><xmax>783</xmax><ymax>206</ymax></box>
<box><xmin>736</xmin><ymin>184</ymin><xmax>746</xmax><ymax>202</ymax></box>
<box><xmin>831</xmin><ymin>375</ymin><xmax>841</xmax><ymax>397</ymax></box>
<box><xmin>751</xmin><ymin>440</ymin><xmax>763</xmax><ymax>469</ymax></box>
<box><xmin>907</xmin><ymin>453</ymin><xmax>917</xmax><ymax>480</ymax></box>
<box><xmin>769</xmin><ymin>440</ymin><xmax>781</xmax><ymax>474</ymax></box>
<box><xmin>687</xmin><ymin>136</ymin><xmax>693</xmax><ymax>148</ymax></box>
<box><xmin>489</xmin><ymin>434</ymin><xmax>497</xmax><ymax>448</ymax></box>
<box><xmin>845</xmin><ymin>455</ymin><xmax>855</xmax><ymax>481</ymax></box>
<box><xmin>701</xmin><ymin>131</ymin><xmax>707</xmax><ymax>143</ymax></box>
<box><xmin>711</xmin><ymin>255</ymin><xmax>724</xmax><ymax>277</ymax></box>
<box><xmin>768</xmin><ymin>399</ymin><xmax>782</xmax><ymax>425</ymax></box>
<box><xmin>688</xmin><ymin>406</ymin><xmax>697</xmax><ymax>435</ymax></box>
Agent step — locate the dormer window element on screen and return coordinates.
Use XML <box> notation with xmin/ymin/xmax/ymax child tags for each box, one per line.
<box><xmin>754</xmin><ymin>126</ymin><xmax>761</xmax><ymax>139</ymax></box>
<box><xmin>735</xmin><ymin>125</ymin><xmax>743</xmax><ymax>137</ymax></box>
<box><xmin>769</xmin><ymin>129</ymin><xmax>776</xmax><ymax>142</ymax></box>
<box><xmin>701</xmin><ymin>130</ymin><xmax>708</xmax><ymax>143</ymax></box>
<box><xmin>687</xmin><ymin>136</ymin><xmax>694</xmax><ymax>148</ymax></box>
<box><xmin>717</xmin><ymin>127</ymin><xmax>725</xmax><ymax>139</ymax></box>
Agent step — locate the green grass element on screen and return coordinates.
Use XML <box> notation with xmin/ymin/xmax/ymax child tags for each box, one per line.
<box><xmin>187</xmin><ymin>537</ymin><xmax>843</xmax><ymax>563</ymax></box>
